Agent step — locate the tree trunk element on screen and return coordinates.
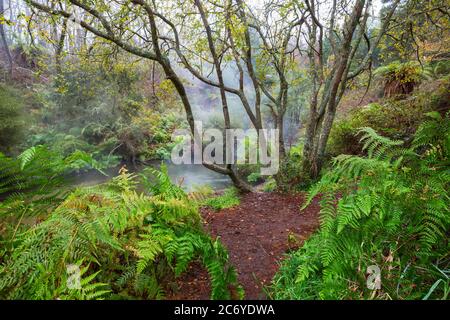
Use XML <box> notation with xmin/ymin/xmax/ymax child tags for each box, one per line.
<box><xmin>0</xmin><ymin>0</ymin><xmax>13</xmax><ymax>78</ymax></box>
<box><xmin>195</xmin><ymin>0</ymin><xmax>253</xmax><ymax>192</ymax></box>
<box><xmin>302</xmin><ymin>0</ymin><xmax>366</xmax><ymax>180</ymax></box>
<box><xmin>276</xmin><ymin>113</ymin><xmax>286</xmax><ymax>159</ymax></box>
<box><xmin>55</xmin><ymin>18</ymin><xmax>68</xmax><ymax>75</ymax></box>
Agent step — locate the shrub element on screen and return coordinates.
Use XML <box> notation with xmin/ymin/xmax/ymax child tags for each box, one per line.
<box><xmin>247</xmin><ymin>172</ymin><xmax>261</xmax><ymax>183</ymax></box>
<box><xmin>27</xmin><ymin>57</ymin><xmax>183</xmax><ymax>164</ymax></box>
<box><xmin>328</xmin><ymin>77</ymin><xmax>450</xmax><ymax>156</ymax></box>
<box><xmin>188</xmin><ymin>184</ymin><xmax>215</xmax><ymax>203</ymax></box>
<box><xmin>0</xmin><ymin>145</ymin><xmax>104</xmax><ymax>222</ymax></box>
<box><xmin>263</xmin><ymin>177</ymin><xmax>277</xmax><ymax>192</ymax></box>
<box><xmin>203</xmin><ymin>188</ymin><xmax>240</xmax><ymax>211</ymax></box>
<box><xmin>0</xmin><ymin>85</ymin><xmax>26</xmax><ymax>155</ymax></box>
<box><xmin>277</xmin><ymin>144</ymin><xmax>312</xmax><ymax>191</ymax></box>
<box><xmin>272</xmin><ymin>113</ymin><xmax>450</xmax><ymax>300</ymax></box>
<box><xmin>374</xmin><ymin>61</ymin><xmax>424</xmax><ymax>97</ymax></box>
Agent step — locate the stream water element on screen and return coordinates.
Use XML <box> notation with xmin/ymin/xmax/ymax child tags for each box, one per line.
<box><xmin>71</xmin><ymin>160</ymin><xmax>232</xmax><ymax>192</ymax></box>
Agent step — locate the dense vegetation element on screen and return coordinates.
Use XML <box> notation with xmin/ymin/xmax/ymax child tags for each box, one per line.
<box><xmin>0</xmin><ymin>84</ymin><xmax>26</xmax><ymax>154</ymax></box>
<box><xmin>328</xmin><ymin>73</ymin><xmax>450</xmax><ymax>156</ymax></box>
<box><xmin>0</xmin><ymin>151</ymin><xmax>242</xmax><ymax>299</ymax></box>
<box><xmin>272</xmin><ymin>114</ymin><xmax>449</xmax><ymax>299</ymax></box>
<box><xmin>0</xmin><ymin>0</ymin><xmax>448</xmax><ymax>301</ymax></box>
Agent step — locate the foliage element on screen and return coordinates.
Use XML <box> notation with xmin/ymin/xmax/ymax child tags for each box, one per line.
<box><xmin>0</xmin><ymin>145</ymin><xmax>104</xmax><ymax>225</ymax></box>
<box><xmin>202</xmin><ymin>188</ymin><xmax>240</xmax><ymax>211</ymax></box>
<box><xmin>262</xmin><ymin>177</ymin><xmax>277</xmax><ymax>193</ymax></box>
<box><xmin>236</xmin><ymin>163</ymin><xmax>263</xmax><ymax>185</ymax></box>
<box><xmin>26</xmin><ymin>55</ymin><xmax>183</xmax><ymax>164</ymax></box>
<box><xmin>424</xmin><ymin>60</ymin><xmax>450</xmax><ymax>80</ymax></box>
<box><xmin>328</xmin><ymin>76</ymin><xmax>450</xmax><ymax>156</ymax></box>
<box><xmin>0</xmin><ymin>165</ymin><xmax>243</xmax><ymax>300</ymax></box>
<box><xmin>374</xmin><ymin>61</ymin><xmax>427</xmax><ymax>97</ymax></box>
<box><xmin>277</xmin><ymin>144</ymin><xmax>312</xmax><ymax>191</ymax></box>
<box><xmin>272</xmin><ymin>113</ymin><xmax>450</xmax><ymax>300</ymax></box>
<box><xmin>375</xmin><ymin>61</ymin><xmax>423</xmax><ymax>82</ymax></box>
<box><xmin>247</xmin><ymin>172</ymin><xmax>261</xmax><ymax>184</ymax></box>
<box><xmin>188</xmin><ymin>184</ymin><xmax>215</xmax><ymax>204</ymax></box>
<box><xmin>0</xmin><ymin>84</ymin><xmax>26</xmax><ymax>155</ymax></box>
<box><xmin>377</xmin><ymin>0</ymin><xmax>449</xmax><ymax>63</ymax></box>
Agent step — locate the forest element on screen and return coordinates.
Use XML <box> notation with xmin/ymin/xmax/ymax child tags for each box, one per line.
<box><xmin>0</xmin><ymin>0</ymin><xmax>449</xmax><ymax>301</ymax></box>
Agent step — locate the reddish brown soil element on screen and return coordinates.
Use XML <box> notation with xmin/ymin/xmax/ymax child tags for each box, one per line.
<box><xmin>167</xmin><ymin>192</ymin><xmax>320</xmax><ymax>300</ymax></box>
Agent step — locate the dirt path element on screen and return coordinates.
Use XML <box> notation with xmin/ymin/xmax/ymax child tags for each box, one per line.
<box><xmin>168</xmin><ymin>192</ymin><xmax>320</xmax><ymax>299</ymax></box>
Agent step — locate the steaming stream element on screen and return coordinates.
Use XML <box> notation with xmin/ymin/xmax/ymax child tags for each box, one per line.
<box><xmin>72</xmin><ymin>161</ymin><xmax>232</xmax><ymax>192</ymax></box>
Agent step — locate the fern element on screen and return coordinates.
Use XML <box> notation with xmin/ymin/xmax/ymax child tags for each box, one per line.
<box><xmin>1</xmin><ymin>164</ymin><xmax>243</xmax><ymax>300</ymax></box>
<box><xmin>273</xmin><ymin>113</ymin><xmax>450</xmax><ymax>300</ymax></box>
<box><xmin>0</xmin><ymin>146</ymin><xmax>103</xmax><ymax>222</ymax></box>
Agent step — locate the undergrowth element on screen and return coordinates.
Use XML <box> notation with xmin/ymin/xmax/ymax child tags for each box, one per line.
<box><xmin>0</xmin><ymin>159</ymin><xmax>243</xmax><ymax>299</ymax></box>
<box><xmin>328</xmin><ymin>75</ymin><xmax>449</xmax><ymax>156</ymax></box>
<box><xmin>202</xmin><ymin>188</ymin><xmax>240</xmax><ymax>211</ymax></box>
<box><xmin>272</xmin><ymin>112</ymin><xmax>449</xmax><ymax>300</ymax></box>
